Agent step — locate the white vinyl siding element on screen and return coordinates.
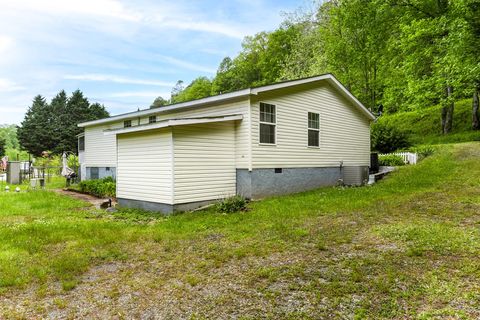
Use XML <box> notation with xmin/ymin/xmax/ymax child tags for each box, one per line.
<box><xmin>173</xmin><ymin>122</ymin><xmax>236</xmax><ymax>204</ymax></box>
<box><xmin>251</xmin><ymin>83</ymin><xmax>370</xmax><ymax>168</ymax></box>
<box><xmin>84</xmin><ymin>123</ymin><xmax>121</xmax><ymax>167</ymax></box>
<box><xmin>117</xmin><ymin>129</ymin><xmax>173</xmax><ymax>204</ymax></box>
<box><xmin>83</xmin><ymin>99</ymin><xmax>250</xmax><ymax>171</ymax></box>
<box><xmin>139</xmin><ymin>99</ymin><xmax>250</xmax><ymax>169</ymax></box>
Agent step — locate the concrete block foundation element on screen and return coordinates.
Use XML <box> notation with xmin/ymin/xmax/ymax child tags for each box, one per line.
<box><xmin>117</xmin><ymin>198</ymin><xmax>219</xmax><ymax>215</ymax></box>
<box><xmin>237</xmin><ymin>167</ymin><xmax>343</xmax><ymax>199</ymax></box>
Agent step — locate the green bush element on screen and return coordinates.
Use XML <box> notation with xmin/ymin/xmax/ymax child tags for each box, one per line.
<box><xmin>215</xmin><ymin>195</ymin><xmax>247</xmax><ymax>213</ymax></box>
<box><xmin>408</xmin><ymin>145</ymin><xmax>437</xmax><ymax>160</ymax></box>
<box><xmin>78</xmin><ymin>177</ymin><xmax>116</xmax><ymax>198</ymax></box>
<box><xmin>379</xmin><ymin>154</ymin><xmax>405</xmax><ymax>166</ymax></box>
<box><xmin>371</xmin><ymin>122</ymin><xmax>410</xmax><ymax>153</ymax></box>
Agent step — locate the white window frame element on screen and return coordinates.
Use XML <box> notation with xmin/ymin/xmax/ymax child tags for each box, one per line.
<box><xmin>149</xmin><ymin>115</ymin><xmax>157</xmax><ymax>124</ymax></box>
<box><xmin>259</xmin><ymin>102</ymin><xmax>276</xmax><ymax>145</ymax></box>
<box><xmin>307</xmin><ymin>112</ymin><xmax>320</xmax><ymax>148</ymax></box>
<box><xmin>124</xmin><ymin>120</ymin><xmax>132</xmax><ymax>128</ymax></box>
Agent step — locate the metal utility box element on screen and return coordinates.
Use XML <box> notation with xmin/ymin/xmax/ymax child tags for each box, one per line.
<box><xmin>370</xmin><ymin>153</ymin><xmax>379</xmax><ymax>174</ymax></box>
<box><xmin>343</xmin><ymin>166</ymin><xmax>369</xmax><ymax>186</ymax></box>
<box><xmin>7</xmin><ymin>161</ymin><xmax>22</xmax><ymax>184</ymax></box>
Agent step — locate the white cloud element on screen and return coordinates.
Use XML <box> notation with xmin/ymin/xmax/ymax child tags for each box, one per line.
<box><xmin>0</xmin><ymin>1</ymin><xmax>250</xmax><ymax>39</ymax></box>
<box><xmin>64</xmin><ymin>74</ymin><xmax>174</xmax><ymax>87</ymax></box>
<box><xmin>0</xmin><ymin>35</ymin><xmax>12</xmax><ymax>53</ymax></box>
<box><xmin>108</xmin><ymin>91</ymin><xmax>170</xmax><ymax>98</ymax></box>
<box><xmin>0</xmin><ymin>0</ymin><xmax>140</xmax><ymax>21</ymax></box>
<box><xmin>158</xmin><ymin>19</ymin><xmax>245</xmax><ymax>39</ymax></box>
<box><xmin>0</xmin><ymin>106</ymin><xmax>25</xmax><ymax>114</ymax></box>
<box><xmin>0</xmin><ymin>78</ymin><xmax>24</xmax><ymax>92</ymax></box>
<box><xmin>158</xmin><ymin>55</ymin><xmax>217</xmax><ymax>74</ymax></box>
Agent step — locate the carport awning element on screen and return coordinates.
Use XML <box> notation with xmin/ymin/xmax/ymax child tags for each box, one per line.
<box><xmin>104</xmin><ymin>114</ymin><xmax>243</xmax><ymax>136</ymax></box>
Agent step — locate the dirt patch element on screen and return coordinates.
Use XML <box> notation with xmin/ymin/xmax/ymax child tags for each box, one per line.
<box><xmin>53</xmin><ymin>189</ymin><xmax>115</xmax><ymax>209</ymax></box>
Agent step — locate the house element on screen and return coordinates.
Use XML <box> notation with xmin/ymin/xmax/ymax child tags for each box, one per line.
<box><xmin>78</xmin><ymin>74</ymin><xmax>375</xmax><ymax>213</ymax></box>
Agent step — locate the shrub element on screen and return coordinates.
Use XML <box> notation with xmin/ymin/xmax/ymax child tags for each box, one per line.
<box><xmin>371</xmin><ymin>122</ymin><xmax>410</xmax><ymax>153</ymax></box>
<box><xmin>409</xmin><ymin>145</ymin><xmax>437</xmax><ymax>160</ymax></box>
<box><xmin>379</xmin><ymin>154</ymin><xmax>405</xmax><ymax>166</ymax></box>
<box><xmin>215</xmin><ymin>195</ymin><xmax>247</xmax><ymax>213</ymax></box>
<box><xmin>78</xmin><ymin>177</ymin><xmax>116</xmax><ymax>198</ymax></box>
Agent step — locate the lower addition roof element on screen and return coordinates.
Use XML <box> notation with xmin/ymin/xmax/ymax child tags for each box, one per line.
<box><xmin>103</xmin><ymin>114</ymin><xmax>243</xmax><ymax>136</ymax></box>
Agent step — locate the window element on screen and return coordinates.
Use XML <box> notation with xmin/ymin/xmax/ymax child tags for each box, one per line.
<box><xmin>308</xmin><ymin>112</ymin><xmax>320</xmax><ymax>147</ymax></box>
<box><xmin>124</xmin><ymin>120</ymin><xmax>132</xmax><ymax>128</ymax></box>
<box><xmin>90</xmin><ymin>167</ymin><xmax>99</xmax><ymax>180</ymax></box>
<box><xmin>149</xmin><ymin>115</ymin><xmax>157</xmax><ymax>124</ymax></box>
<box><xmin>259</xmin><ymin>102</ymin><xmax>276</xmax><ymax>144</ymax></box>
<box><xmin>78</xmin><ymin>136</ymin><xmax>85</xmax><ymax>152</ymax></box>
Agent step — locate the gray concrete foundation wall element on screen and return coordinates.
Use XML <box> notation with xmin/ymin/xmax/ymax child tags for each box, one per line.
<box><xmin>86</xmin><ymin>167</ymin><xmax>116</xmax><ymax>180</ymax></box>
<box><xmin>118</xmin><ymin>198</ymin><xmax>174</xmax><ymax>214</ymax></box>
<box><xmin>117</xmin><ymin>198</ymin><xmax>219</xmax><ymax>214</ymax></box>
<box><xmin>237</xmin><ymin>167</ymin><xmax>347</xmax><ymax>199</ymax></box>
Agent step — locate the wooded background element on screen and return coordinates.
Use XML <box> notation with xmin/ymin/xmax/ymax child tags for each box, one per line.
<box><xmin>152</xmin><ymin>0</ymin><xmax>480</xmax><ymax>135</ymax></box>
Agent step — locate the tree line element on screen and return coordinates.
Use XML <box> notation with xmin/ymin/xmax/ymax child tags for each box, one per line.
<box><xmin>18</xmin><ymin>90</ymin><xmax>109</xmax><ymax>156</ymax></box>
<box><xmin>0</xmin><ymin>125</ymin><xmax>18</xmax><ymax>158</ymax></box>
<box><xmin>152</xmin><ymin>0</ymin><xmax>480</xmax><ymax>134</ymax></box>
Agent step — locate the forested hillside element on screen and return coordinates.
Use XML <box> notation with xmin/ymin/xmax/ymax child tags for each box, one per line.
<box><xmin>378</xmin><ymin>99</ymin><xmax>480</xmax><ymax>145</ymax></box>
<box><xmin>153</xmin><ymin>0</ymin><xmax>480</xmax><ymax>136</ymax></box>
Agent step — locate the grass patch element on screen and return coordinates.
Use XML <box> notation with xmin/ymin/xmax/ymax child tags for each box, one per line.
<box><xmin>376</xmin><ymin>222</ymin><xmax>480</xmax><ymax>256</ymax></box>
<box><xmin>0</xmin><ymin>142</ymin><xmax>479</xmax><ymax>318</ymax></box>
<box><xmin>379</xmin><ymin>99</ymin><xmax>480</xmax><ymax>145</ymax></box>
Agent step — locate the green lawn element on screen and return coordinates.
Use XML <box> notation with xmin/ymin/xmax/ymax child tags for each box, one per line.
<box><xmin>379</xmin><ymin>99</ymin><xmax>480</xmax><ymax>145</ymax></box>
<box><xmin>1</xmin><ymin>143</ymin><xmax>480</xmax><ymax>318</ymax></box>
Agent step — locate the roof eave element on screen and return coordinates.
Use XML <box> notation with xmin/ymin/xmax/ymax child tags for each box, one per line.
<box><xmin>103</xmin><ymin>114</ymin><xmax>243</xmax><ymax>136</ymax></box>
<box><xmin>78</xmin><ymin>89</ymin><xmax>251</xmax><ymax>128</ymax></box>
<box><xmin>78</xmin><ymin>73</ymin><xmax>375</xmax><ymax>128</ymax></box>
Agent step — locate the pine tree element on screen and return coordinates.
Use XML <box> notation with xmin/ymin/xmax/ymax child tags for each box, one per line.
<box><xmin>18</xmin><ymin>91</ymin><xmax>109</xmax><ymax>156</ymax></box>
<box><xmin>54</xmin><ymin>90</ymin><xmax>90</xmax><ymax>153</ymax></box>
<box><xmin>17</xmin><ymin>95</ymin><xmax>50</xmax><ymax>156</ymax></box>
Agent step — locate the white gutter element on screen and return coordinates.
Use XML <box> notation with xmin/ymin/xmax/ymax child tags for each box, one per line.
<box><xmin>103</xmin><ymin>114</ymin><xmax>243</xmax><ymax>136</ymax></box>
<box><xmin>79</xmin><ymin>89</ymin><xmax>251</xmax><ymax>128</ymax></box>
<box><xmin>79</xmin><ymin>73</ymin><xmax>375</xmax><ymax>128</ymax></box>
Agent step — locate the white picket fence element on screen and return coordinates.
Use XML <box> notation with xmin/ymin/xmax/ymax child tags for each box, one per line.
<box><xmin>380</xmin><ymin>152</ymin><xmax>418</xmax><ymax>165</ymax></box>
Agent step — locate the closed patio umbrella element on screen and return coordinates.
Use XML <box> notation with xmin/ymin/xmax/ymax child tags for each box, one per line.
<box><xmin>61</xmin><ymin>152</ymin><xmax>74</xmax><ymax>177</ymax></box>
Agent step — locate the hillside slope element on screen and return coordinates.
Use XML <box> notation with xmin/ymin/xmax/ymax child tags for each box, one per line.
<box><xmin>1</xmin><ymin>142</ymin><xmax>480</xmax><ymax>318</ymax></box>
<box><xmin>378</xmin><ymin>99</ymin><xmax>480</xmax><ymax>145</ymax></box>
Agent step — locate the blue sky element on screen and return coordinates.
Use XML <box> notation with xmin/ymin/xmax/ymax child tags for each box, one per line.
<box><xmin>0</xmin><ymin>0</ymin><xmax>303</xmax><ymax>124</ymax></box>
